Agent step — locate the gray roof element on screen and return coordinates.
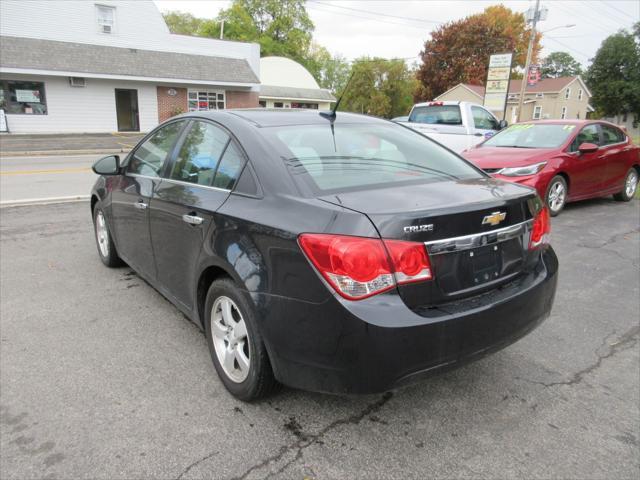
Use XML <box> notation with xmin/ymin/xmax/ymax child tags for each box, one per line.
<box><xmin>0</xmin><ymin>36</ymin><xmax>259</xmax><ymax>84</ymax></box>
<box><xmin>260</xmin><ymin>85</ymin><xmax>335</xmax><ymax>102</ymax></box>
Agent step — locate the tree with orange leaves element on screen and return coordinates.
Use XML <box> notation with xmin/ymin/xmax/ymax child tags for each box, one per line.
<box><xmin>415</xmin><ymin>5</ymin><xmax>541</xmax><ymax>102</ymax></box>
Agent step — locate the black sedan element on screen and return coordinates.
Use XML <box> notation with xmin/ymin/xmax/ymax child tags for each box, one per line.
<box><xmin>90</xmin><ymin>110</ymin><xmax>558</xmax><ymax>401</ymax></box>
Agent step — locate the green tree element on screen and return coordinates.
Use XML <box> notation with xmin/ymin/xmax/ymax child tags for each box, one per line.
<box><xmin>541</xmin><ymin>52</ymin><xmax>583</xmax><ymax>78</ymax></box>
<box><xmin>339</xmin><ymin>58</ymin><xmax>417</xmax><ymax>119</ymax></box>
<box><xmin>162</xmin><ymin>11</ymin><xmax>205</xmax><ymax>35</ymax></box>
<box><xmin>415</xmin><ymin>5</ymin><xmax>541</xmax><ymax>101</ymax></box>
<box><xmin>303</xmin><ymin>43</ymin><xmax>350</xmax><ymax>93</ymax></box>
<box><xmin>586</xmin><ymin>25</ymin><xmax>640</xmax><ymax>117</ymax></box>
<box><xmin>217</xmin><ymin>0</ymin><xmax>314</xmax><ymax>62</ymax></box>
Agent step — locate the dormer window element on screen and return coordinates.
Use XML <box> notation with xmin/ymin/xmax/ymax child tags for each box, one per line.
<box><xmin>96</xmin><ymin>4</ymin><xmax>115</xmax><ymax>34</ymax></box>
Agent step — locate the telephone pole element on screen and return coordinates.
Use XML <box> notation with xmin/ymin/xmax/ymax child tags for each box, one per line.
<box><xmin>516</xmin><ymin>0</ymin><xmax>545</xmax><ymax>122</ymax></box>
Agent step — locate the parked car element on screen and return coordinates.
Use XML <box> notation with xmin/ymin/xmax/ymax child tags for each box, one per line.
<box><xmin>397</xmin><ymin>101</ymin><xmax>507</xmax><ymax>153</ymax></box>
<box><xmin>91</xmin><ymin>110</ymin><xmax>558</xmax><ymax>400</ymax></box>
<box><xmin>463</xmin><ymin>120</ymin><xmax>640</xmax><ymax>216</ymax></box>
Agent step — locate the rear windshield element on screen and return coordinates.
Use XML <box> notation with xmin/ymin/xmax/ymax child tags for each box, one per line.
<box><xmin>482</xmin><ymin>123</ymin><xmax>576</xmax><ymax>148</ymax></box>
<box><xmin>262</xmin><ymin>122</ymin><xmax>484</xmax><ymax>194</ymax></box>
<box><xmin>408</xmin><ymin>105</ymin><xmax>462</xmax><ymax>125</ymax></box>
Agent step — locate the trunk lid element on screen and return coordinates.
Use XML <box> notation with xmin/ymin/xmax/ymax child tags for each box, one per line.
<box><xmin>320</xmin><ymin>177</ymin><xmax>539</xmax><ymax>308</ymax></box>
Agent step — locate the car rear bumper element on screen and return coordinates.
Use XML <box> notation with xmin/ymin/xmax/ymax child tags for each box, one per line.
<box><xmin>255</xmin><ymin>247</ymin><xmax>558</xmax><ymax>394</ymax></box>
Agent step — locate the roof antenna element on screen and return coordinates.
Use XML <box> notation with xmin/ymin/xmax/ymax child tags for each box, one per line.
<box><xmin>320</xmin><ymin>70</ymin><xmax>356</xmax><ymax>122</ymax></box>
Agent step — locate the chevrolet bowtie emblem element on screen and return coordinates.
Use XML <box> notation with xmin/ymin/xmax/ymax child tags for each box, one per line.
<box><xmin>482</xmin><ymin>211</ymin><xmax>507</xmax><ymax>226</ymax></box>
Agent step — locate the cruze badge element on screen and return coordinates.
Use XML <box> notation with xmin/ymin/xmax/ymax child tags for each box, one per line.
<box><xmin>482</xmin><ymin>211</ymin><xmax>507</xmax><ymax>226</ymax></box>
<box><xmin>403</xmin><ymin>224</ymin><xmax>434</xmax><ymax>233</ymax></box>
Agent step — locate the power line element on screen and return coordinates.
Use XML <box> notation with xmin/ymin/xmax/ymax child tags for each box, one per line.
<box><xmin>596</xmin><ymin>0</ymin><xmax>638</xmax><ymax>21</ymax></box>
<box><xmin>306</xmin><ymin>4</ymin><xmax>430</xmax><ymax>30</ymax></box>
<box><xmin>309</xmin><ymin>0</ymin><xmax>444</xmax><ymax>25</ymax></box>
<box><xmin>544</xmin><ymin>36</ymin><xmax>592</xmax><ymax>62</ymax></box>
<box><xmin>552</xmin><ymin>2</ymin><xmax>621</xmax><ymax>35</ymax></box>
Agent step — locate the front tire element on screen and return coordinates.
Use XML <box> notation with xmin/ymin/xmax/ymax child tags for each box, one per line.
<box><xmin>546</xmin><ymin>175</ymin><xmax>568</xmax><ymax>217</ymax></box>
<box><xmin>613</xmin><ymin>168</ymin><xmax>638</xmax><ymax>202</ymax></box>
<box><xmin>93</xmin><ymin>205</ymin><xmax>123</xmax><ymax>267</ymax></box>
<box><xmin>204</xmin><ymin>279</ymin><xmax>278</xmax><ymax>401</ymax></box>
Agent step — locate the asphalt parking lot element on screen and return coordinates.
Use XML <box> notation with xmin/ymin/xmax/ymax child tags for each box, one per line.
<box><xmin>0</xmin><ymin>198</ymin><xmax>638</xmax><ymax>480</ymax></box>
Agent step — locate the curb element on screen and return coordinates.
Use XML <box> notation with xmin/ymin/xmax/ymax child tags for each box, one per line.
<box><xmin>0</xmin><ymin>149</ymin><xmax>130</xmax><ymax>158</ymax></box>
<box><xmin>0</xmin><ymin>195</ymin><xmax>90</xmax><ymax>208</ymax></box>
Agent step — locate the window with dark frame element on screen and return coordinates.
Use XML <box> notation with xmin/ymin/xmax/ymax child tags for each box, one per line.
<box><xmin>0</xmin><ymin>80</ymin><xmax>47</xmax><ymax>114</ymax></box>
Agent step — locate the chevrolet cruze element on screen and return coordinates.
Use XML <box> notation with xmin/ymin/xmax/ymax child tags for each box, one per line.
<box><xmin>91</xmin><ymin>110</ymin><xmax>558</xmax><ymax>401</ymax></box>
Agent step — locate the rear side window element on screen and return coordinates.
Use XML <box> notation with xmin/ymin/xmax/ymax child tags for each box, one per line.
<box><xmin>600</xmin><ymin>124</ymin><xmax>626</xmax><ymax>145</ymax></box>
<box><xmin>409</xmin><ymin>105</ymin><xmax>462</xmax><ymax>125</ymax></box>
<box><xmin>263</xmin><ymin>122</ymin><xmax>483</xmax><ymax>194</ymax></box>
<box><xmin>128</xmin><ymin>121</ymin><xmax>185</xmax><ymax>177</ymax></box>
<box><xmin>213</xmin><ymin>141</ymin><xmax>245</xmax><ymax>190</ymax></box>
<box><xmin>170</xmin><ymin>121</ymin><xmax>229</xmax><ymax>186</ymax></box>
<box><xmin>570</xmin><ymin>124</ymin><xmax>600</xmax><ymax>152</ymax></box>
<box><xmin>471</xmin><ymin>106</ymin><xmax>499</xmax><ymax>130</ymax></box>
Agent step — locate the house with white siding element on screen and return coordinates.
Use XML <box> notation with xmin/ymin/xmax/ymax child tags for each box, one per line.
<box><xmin>0</xmin><ymin>0</ymin><xmax>261</xmax><ymax>133</ymax></box>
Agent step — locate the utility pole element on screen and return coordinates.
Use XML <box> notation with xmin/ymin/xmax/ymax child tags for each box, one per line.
<box><xmin>517</xmin><ymin>0</ymin><xmax>544</xmax><ymax>122</ymax></box>
<box><xmin>220</xmin><ymin>20</ymin><xmax>225</xmax><ymax>40</ymax></box>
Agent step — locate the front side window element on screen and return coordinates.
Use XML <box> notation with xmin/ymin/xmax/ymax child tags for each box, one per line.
<box><xmin>471</xmin><ymin>106</ymin><xmax>499</xmax><ymax>130</ymax></box>
<box><xmin>170</xmin><ymin>121</ymin><xmax>229</xmax><ymax>185</ymax></box>
<box><xmin>263</xmin><ymin>122</ymin><xmax>483</xmax><ymax>194</ymax></box>
<box><xmin>128</xmin><ymin>121</ymin><xmax>185</xmax><ymax>177</ymax></box>
<box><xmin>533</xmin><ymin>106</ymin><xmax>542</xmax><ymax>120</ymax></box>
<box><xmin>96</xmin><ymin>4</ymin><xmax>115</xmax><ymax>33</ymax></box>
<box><xmin>600</xmin><ymin>124</ymin><xmax>626</xmax><ymax>145</ymax></box>
<box><xmin>0</xmin><ymin>80</ymin><xmax>47</xmax><ymax>114</ymax></box>
<box><xmin>569</xmin><ymin>124</ymin><xmax>600</xmax><ymax>152</ymax></box>
<box><xmin>409</xmin><ymin>105</ymin><xmax>462</xmax><ymax>125</ymax></box>
<box><xmin>483</xmin><ymin>123</ymin><xmax>576</xmax><ymax>149</ymax></box>
<box><xmin>188</xmin><ymin>90</ymin><xmax>225</xmax><ymax>112</ymax></box>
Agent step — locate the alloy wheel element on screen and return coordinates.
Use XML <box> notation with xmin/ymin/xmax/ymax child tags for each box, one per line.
<box><xmin>210</xmin><ymin>296</ymin><xmax>251</xmax><ymax>383</ymax></box>
<box><xmin>626</xmin><ymin>171</ymin><xmax>638</xmax><ymax>198</ymax></box>
<box><xmin>548</xmin><ymin>181</ymin><xmax>566</xmax><ymax>213</ymax></box>
<box><xmin>95</xmin><ymin>211</ymin><xmax>110</xmax><ymax>258</ymax></box>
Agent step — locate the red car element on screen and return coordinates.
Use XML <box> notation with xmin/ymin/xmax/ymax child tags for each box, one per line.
<box><xmin>463</xmin><ymin>120</ymin><xmax>639</xmax><ymax>215</ymax></box>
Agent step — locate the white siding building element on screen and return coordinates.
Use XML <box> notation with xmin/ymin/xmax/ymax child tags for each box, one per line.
<box><xmin>0</xmin><ymin>0</ymin><xmax>261</xmax><ymax>133</ymax></box>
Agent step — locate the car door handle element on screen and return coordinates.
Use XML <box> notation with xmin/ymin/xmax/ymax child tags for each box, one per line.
<box><xmin>182</xmin><ymin>214</ymin><xmax>203</xmax><ymax>225</ymax></box>
<box><xmin>134</xmin><ymin>201</ymin><xmax>148</xmax><ymax>210</ymax></box>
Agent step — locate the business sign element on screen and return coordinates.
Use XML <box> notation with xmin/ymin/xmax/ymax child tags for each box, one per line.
<box><xmin>15</xmin><ymin>90</ymin><xmax>40</xmax><ymax>103</ymax></box>
<box><xmin>527</xmin><ymin>64</ymin><xmax>541</xmax><ymax>86</ymax></box>
<box><xmin>483</xmin><ymin>53</ymin><xmax>513</xmax><ymax>113</ymax></box>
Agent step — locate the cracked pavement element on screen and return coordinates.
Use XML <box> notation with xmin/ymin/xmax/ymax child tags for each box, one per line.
<box><xmin>1</xmin><ymin>197</ymin><xmax>638</xmax><ymax>479</ymax></box>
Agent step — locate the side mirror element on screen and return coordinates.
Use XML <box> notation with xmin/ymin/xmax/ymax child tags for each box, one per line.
<box><xmin>498</xmin><ymin>120</ymin><xmax>508</xmax><ymax>130</ymax></box>
<box><xmin>92</xmin><ymin>155</ymin><xmax>120</xmax><ymax>175</ymax></box>
<box><xmin>578</xmin><ymin>142</ymin><xmax>598</xmax><ymax>154</ymax></box>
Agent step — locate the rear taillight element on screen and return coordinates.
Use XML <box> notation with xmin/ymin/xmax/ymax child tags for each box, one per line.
<box><xmin>529</xmin><ymin>207</ymin><xmax>551</xmax><ymax>249</ymax></box>
<box><xmin>298</xmin><ymin>234</ymin><xmax>432</xmax><ymax>300</ymax></box>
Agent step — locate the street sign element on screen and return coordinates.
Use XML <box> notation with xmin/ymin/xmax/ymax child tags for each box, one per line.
<box><xmin>483</xmin><ymin>53</ymin><xmax>513</xmax><ymax>114</ymax></box>
<box><xmin>527</xmin><ymin>64</ymin><xmax>541</xmax><ymax>86</ymax></box>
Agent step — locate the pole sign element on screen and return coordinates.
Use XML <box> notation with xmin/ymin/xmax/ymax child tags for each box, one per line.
<box><xmin>527</xmin><ymin>64</ymin><xmax>541</xmax><ymax>86</ymax></box>
<box><xmin>483</xmin><ymin>53</ymin><xmax>513</xmax><ymax>114</ymax></box>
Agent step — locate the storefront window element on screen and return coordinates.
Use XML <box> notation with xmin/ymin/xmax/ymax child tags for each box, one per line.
<box><xmin>188</xmin><ymin>90</ymin><xmax>225</xmax><ymax>112</ymax></box>
<box><xmin>0</xmin><ymin>80</ymin><xmax>47</xmax><ymax>114</ymax></box>
<box><xmin>291</xmin><ymin>102</ymin><xmax>319</xmax><ymax>109</ymax></box>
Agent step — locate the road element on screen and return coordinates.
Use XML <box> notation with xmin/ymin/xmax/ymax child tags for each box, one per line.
<box><xmin>0</xmin><ymin>154</ymin><xmax>102</xmax><ymax>204</ymax></box>
<box><xmin>0</xmin><ymin>198</ymin><xmax>638</xmax><ymax>479</ymax></box>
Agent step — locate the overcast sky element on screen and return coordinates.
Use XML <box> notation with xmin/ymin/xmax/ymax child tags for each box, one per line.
<box><xmin>154</xmin><ymin>0</ymin><xmax>639</xmax><ymax>66</ymax></box>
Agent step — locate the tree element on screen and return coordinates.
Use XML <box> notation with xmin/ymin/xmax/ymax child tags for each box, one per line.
<box><xmin>541</xmin><ymin>52</ymin><xmax>583</xmax><ymax>78</ymax></box>
<box><xmin>415</xmin><ymin>5</ymin><xmax>541</xmax><ymax>101</ymax></box>
<box><xmin>303</xmin><ymin>44</ymin><xmax>350</xmax><ymax>94</ymax></box>
<box><xmin>162</xmin><ymin>11</ymin><xmax>206</xmax><ymax>35</ymax></box>
<box><xmin>339</xmin><ymin>58</ymin><xmax>417</xmax><ymax>118</ymax></box>
<box><xmin>586</xmin><ymin>25</ymin><xmax>640</xmax><ymax>117</ymax></box>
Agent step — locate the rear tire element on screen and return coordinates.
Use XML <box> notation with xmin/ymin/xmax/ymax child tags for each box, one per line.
<box><xmin>204</xmin><ymin>278</ymin><xmax>279</xmax><ymax>401</ymax></box>
<box><xmin>93</xmin><ymin>205</ymin><xmax>123</xmax><ymax>267</ymax></box>
<box><xmin>613</xmin><ymin>168</ymin><xmax>638</xmax><ymax>202</ymax></box>
<box><xmin>545</xmin><ymin>175</ymin><xmax>568</xmax><ymax>217</ymax></box>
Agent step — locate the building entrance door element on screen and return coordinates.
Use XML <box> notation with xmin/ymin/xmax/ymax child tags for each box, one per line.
<box><xmin>115</xmin><ymin>89</ymin><xmax>139</xmax><ymax>132</ymax></box>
